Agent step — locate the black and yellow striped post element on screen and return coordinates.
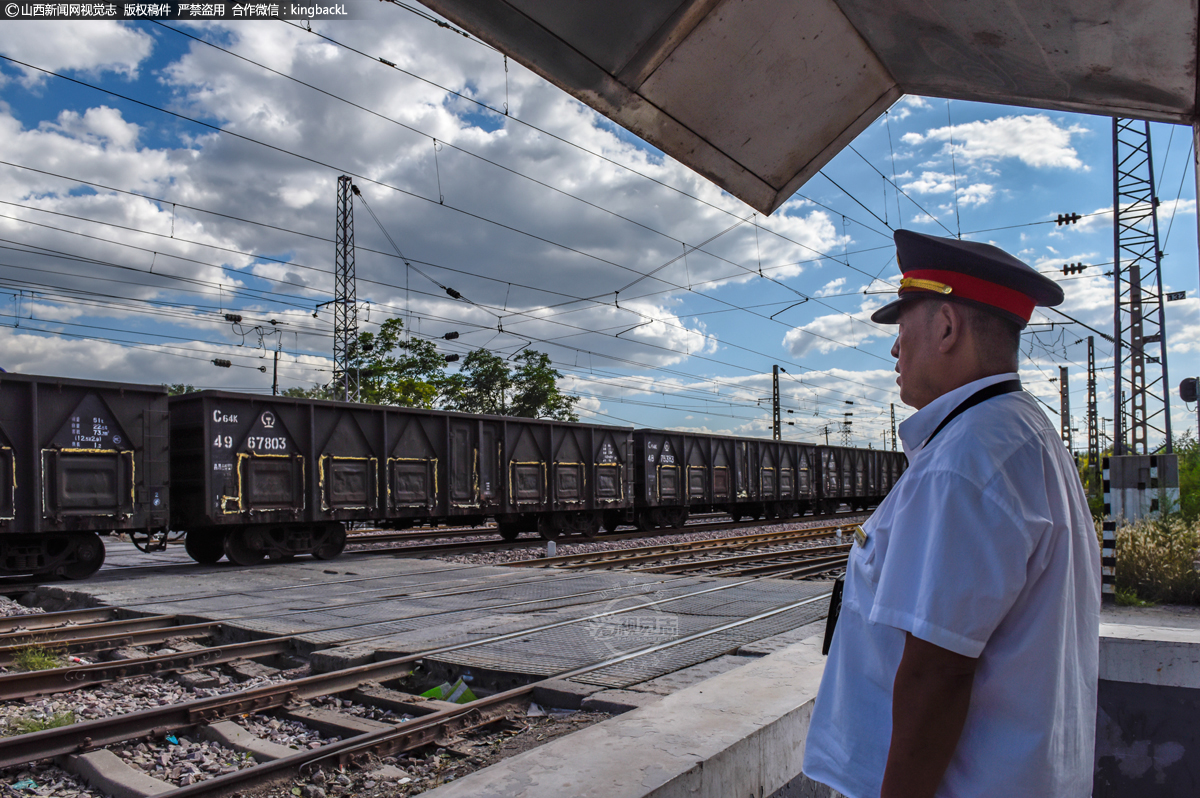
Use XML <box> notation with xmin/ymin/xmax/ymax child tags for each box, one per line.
<box><xmin>1100</xmin><ymin>456</ymin><xmax>1116</xmax><ymax>604</ymax></box>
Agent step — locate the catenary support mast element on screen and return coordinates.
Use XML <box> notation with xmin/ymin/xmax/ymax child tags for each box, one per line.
<box><xmin>1112</xmin><ymin>119</ymin><xmax>1172</xmax><ymax>454</ymax></box>
<box><xmin>333</xmin><ymin>175</ymin><xmax>358</xmax><ymax>401</ymax></box>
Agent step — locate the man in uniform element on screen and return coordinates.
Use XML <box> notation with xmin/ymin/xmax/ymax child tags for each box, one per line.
<box><xmin>802</xmin><ymin>230</ymin><xmax>1100</xmax><ymax>798</ymax></box>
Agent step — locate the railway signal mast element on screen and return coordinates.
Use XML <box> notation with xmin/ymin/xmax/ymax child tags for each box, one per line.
<box><xmin>333</xmin><ymin>175</ymin><xmax>359</xmax><ymax>402</ymax></box>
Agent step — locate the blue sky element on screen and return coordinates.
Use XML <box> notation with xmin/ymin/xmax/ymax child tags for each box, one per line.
<box><xmin>0</xmin><ymin>10</ymin><xmax>1196</xmax><ymax>452</ymax></box>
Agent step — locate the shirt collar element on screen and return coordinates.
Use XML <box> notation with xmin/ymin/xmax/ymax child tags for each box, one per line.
<box><xmin>897</xmin><ymin>372</ymin><xmax>1020</xmax><ymax>460</ymax></box>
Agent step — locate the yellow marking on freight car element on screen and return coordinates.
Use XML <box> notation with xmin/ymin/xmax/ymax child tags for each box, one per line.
<box><xmin>318</xmin><ymin>455</ymin><xmax>378</xmax><ymax>512</ymax></box>
<box><xmin>0</xmin><ymin>446</ymin><xmax>14</xmax><ymax>521</ymax></box>
<box><xmin>387</xmin><ymin>457</ymin><xmax>438</xmax><ymax>509</ymax></box>
<box><xmin>509</xmin><ymin>460</ymin><xmax>546</xmax><ymax>506</ymax></box>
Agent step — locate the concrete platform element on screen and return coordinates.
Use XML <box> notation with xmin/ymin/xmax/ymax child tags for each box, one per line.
<box><xmin>413</xmin><ymin>604</ymin><xmax>1200</xmax><ymax>798</ymax></box>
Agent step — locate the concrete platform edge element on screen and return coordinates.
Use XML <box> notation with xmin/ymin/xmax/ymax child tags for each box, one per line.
<box><xmin>421</xmin><ymin>634</ymin><xmax>829</xmax><ymax>798</ymax></box>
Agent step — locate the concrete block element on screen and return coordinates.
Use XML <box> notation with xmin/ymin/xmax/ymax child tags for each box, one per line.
<box><xmin>201</xmin><ymin>720</ymin><xmax>299</xmax><ymax>761</ymax></box>
<box><xmin>229</xmin><ymin>659</ymin><xmax>282</xmax><ymax>681</ymax></box>
<box><xmin>420</xmin><ymin>636</ymin><xmax>828</xmax><ymax>798</ymax></box>
<box><xmin>309</xmin><ymin>644</ymin><xmax>378</xmax><ymax>674</ymax></box>
<box><xmin>62</xmin><ymin>750</ymin><xmax>174</xmax><ymax>798</ymax></box>
<box><xmin>279</xmin><ymin>706</ymin><xmax>396</xmax><ymax>738</ymax></box>
<box><xmin>173</xmin><ymin>669</ymin><xmax>220</xmax><ymax>690</ymax></box>
<box><xmin>352</xmin><ymin>684</ymin><xmax>458</xmax><ymax>716</ymax></box>
<box><xmin>1099</xmin><ymin>623</ymin><xmax>1200</xmax><ymax>688</ymax></box>
<box><xmin>626</xmin><ymin>655</ymin><xmax>758</xmax><ymax>695</ymax></box>
<box><xmin>531</xmin><ymin>679</ymin><xmax>604</xmax><ymax>710</ymax></box>
<box><xmin>580</xmin><ymin>689</ymin><xmax>662</xmax><ymax>714</ymax></box>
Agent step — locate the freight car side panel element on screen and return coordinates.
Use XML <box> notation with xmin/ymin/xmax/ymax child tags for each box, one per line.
<box><xmin>0</xmin><ymin>374</ymin><xmax>169</xmax><ymax>537</ymax></box>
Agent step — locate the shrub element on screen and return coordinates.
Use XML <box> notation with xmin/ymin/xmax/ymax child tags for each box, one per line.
<box><xmin>6</xmin><ymin>711</ymin><xmax>74</xmax><ymax>736</ymax></box>
<box><xmin>11</xmin><ymin>642</ymin><xmax>66</xmax><ymax>672</ymax></box>
<box><xmin>1114</xmin><ymin>514</ymin><xmax>1200</xmax><ymax>604</ymax></box>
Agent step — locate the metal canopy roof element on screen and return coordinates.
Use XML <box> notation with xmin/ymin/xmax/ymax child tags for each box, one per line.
<box><xmin>416</xmin><ymin>0</ymin><xmax>1198</xmax><ymax>215</ymax></box>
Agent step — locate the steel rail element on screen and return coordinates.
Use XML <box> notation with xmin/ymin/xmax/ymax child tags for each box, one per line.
<box><xmin>167</xmin><ymin>590</ymin><xmax>834</xmax><ymax>797</ymax></box>
<box><xmin>0</xmin><ymin>614</ymin><xmax>177</xmax><ymax>645</ymax></box>
<box><xmin>0</xmin><ymin>608</ymin><xmax>119</xmax><ymax>635</ymax></box>
<box><xmin>0</xmin><ymin>570</ymin><xmax>823</xmax><ymax>767</ymax></box>
<box><xmin>507</xmin><ymin>524</ymin><xmax>846</xmax><ymax>569</ymax></box>
<box><xmin>720</xmin><ymin>553</ymin><xmax>850</xmax><ymax>579</ymax></box>
<box><xmin>0</xmin><ymin>621</ymin><xmax>221</xmax><ymax>669</ymax></box>
<box><xmin>0</xmin><ymin>636</ymin><xmax>295</xmax><ymax>701</ymax></box>
<box><xmin>636</xmin><ymin>541</ymin><xmax>854</xmax><ymax>574</ymax></box>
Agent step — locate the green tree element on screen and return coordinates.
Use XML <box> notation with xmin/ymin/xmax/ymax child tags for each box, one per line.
<box><xmin>351</xmin><ymin>318</ymin><xmax>448</xmax><ymax>408</ymax></box>
<box><xmin>281</xmin><ymin>384</ymin><xmax>340</xmax><ymax>400</ymax></box>
<box><xmin>510</xmin><ymin>350</ymin><xmax>579</xmax><ymax>421</ymax></box>
<box><xmin>1173</xmin><ymin>431</ymin><xmax>1200</xmax><ymax>521</ymax></box>
<box><xmin>442</xmin><ymin>348</ymin><xmax>578</xmax><ymax>421</ymax></box>
<box><xmin>167</xmin><ymin>384</ymin><xmax>200</xmax><ymax>395</ymax></box>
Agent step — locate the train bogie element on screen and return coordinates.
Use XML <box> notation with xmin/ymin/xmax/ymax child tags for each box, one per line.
<box><xmin>0</xmin><ymin>373</ymin><xmax>169</xmax><ymax>578</ymax></box>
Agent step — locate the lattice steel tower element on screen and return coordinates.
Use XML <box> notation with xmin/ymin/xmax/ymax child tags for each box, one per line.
<box><xmin>1112</xmin><ymin>119</ymin><xmax>1172</xmax><ymax>455</ymax></box>
<box><xmin>334</xmin><ymin>175</ymin><xmax>358</xmax><ymax>401</ymax></box>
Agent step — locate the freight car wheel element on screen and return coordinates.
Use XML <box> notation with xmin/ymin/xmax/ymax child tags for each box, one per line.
<box><xmin>224</xmin><ymin>529</ymin><xmax>265</xmax><ymax>567</ymax></box>
<box><xmin>58</xmin><ymin>533</ymin><xmax>106</xmax><ymax>580</ymax></box>
<box><xmin>498</xmin><ymin>522</ymin><xmax>522</xmax><ymax>542</ymax></box>
<box><xmin>184</xmin><ymin>534</ymin><xmax>225</xmax><ymax>564</ymax></box>
<box><xmin>312</xmin><ymin>525</ymin><xmax>347</xmax><ymax>560</ymax></box>
<box><xmin>667</xmin><ymin>508</ymin><xmax>689</xmax><ymax>529</ymax></box>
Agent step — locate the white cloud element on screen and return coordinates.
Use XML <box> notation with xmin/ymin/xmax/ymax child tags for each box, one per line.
<box><xmin>815</xmin><ymin>278</ymin><xmax>846</xmax><ymax>297</ymax></box>
<box><xmin>902</xmin><ymin>114</ymin><xmax>1089</xmax><ymax>170</ymax></box>
<box><xmin>0</xmin><ymin>22</ymin><xmax>154</xmax><ymax>86</ymax></box>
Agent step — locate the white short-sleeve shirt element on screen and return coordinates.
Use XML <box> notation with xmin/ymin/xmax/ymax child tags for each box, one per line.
<box><xmin>802</xmin><ymin>373</ymin><xmax>1099</xmax><ymax>798</ymax></box>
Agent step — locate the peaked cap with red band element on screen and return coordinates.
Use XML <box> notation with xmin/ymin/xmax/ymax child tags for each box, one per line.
<box><xmin>870</xmin><ymin>230</ymin><xmax>1064</xmax><ymax>328</ymax></box>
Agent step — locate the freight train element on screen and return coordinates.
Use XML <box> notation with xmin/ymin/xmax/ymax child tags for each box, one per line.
<box><xmin>0</xmin><ymin>373</ymin><xmax>906</xmax><ymax>579</ymax></box>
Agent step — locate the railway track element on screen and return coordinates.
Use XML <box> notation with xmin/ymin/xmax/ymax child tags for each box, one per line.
<box><xmin>505</xmin><ymin>520</ymin><xmax>858</xmax><ymax>578</ymax></box>
<box><xmin>0</xmin><ymin>576</ymin><xmax>834</xmax><ymax>796</ymax></box>
<box><xmin>69</xmin><ymin>510</ymin><xmax>867</xmax><ymax>582</ymax></box>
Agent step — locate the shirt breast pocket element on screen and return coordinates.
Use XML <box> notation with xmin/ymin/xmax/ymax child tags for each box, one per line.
<box><xmin>849</xmin><ymin>531</ymin><xmax>881</xmax><ymax>590</ymax></box>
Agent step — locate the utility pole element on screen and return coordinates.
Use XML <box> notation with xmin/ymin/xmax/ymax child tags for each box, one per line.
<box><xmin>271</xmin><ymin>341</ymin><xmax>280</xmax><ymax>396</ymax></box>
<box><xmin>333</xmin><ymin>175</ymin><xmax>358</xmax><ymax>402</ymax></box>
<box><xmin>1059</xmin><ymin>366</ymin><xmax>1072</xmax><ymax>453</ymax></box>
<box><xmin>823</xmin><ymin>425</ymin><xmax>830</xmax><ymax>446</ymax></box>
<box><xmin>1112</xmin><ymin>119</ymin><xmax>1172</xmax><ymax>454</ymax></box>
<box><xmin>1087</xmin><ymin>337</ymin><xmax>1100</xmax><ymax>487</ymax></box>
<box><xmin>772</xmin><ymin>365</ymin><xmax>781</xmax><ymax>441</ymax></box>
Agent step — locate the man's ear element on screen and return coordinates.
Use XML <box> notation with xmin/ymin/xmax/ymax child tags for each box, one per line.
<box><xmin>936</xmin><ymin>302</ymin><xmax>964</xmax><ymax>355</ymax></box>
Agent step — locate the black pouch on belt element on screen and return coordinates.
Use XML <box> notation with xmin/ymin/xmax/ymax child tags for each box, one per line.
<box><xmin>821</xmin><ymin>576</ymin><xmax>845</xmax><ymax>656</ymax></box>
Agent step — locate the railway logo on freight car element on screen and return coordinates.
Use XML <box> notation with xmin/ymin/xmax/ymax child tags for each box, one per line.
<box><xmin>260</xmin><ymin>412</ymin><xmax>276</xmax><ymax>429</ymax></box>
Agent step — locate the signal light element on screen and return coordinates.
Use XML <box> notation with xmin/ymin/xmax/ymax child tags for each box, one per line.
<box><xmin>1180</xmin><ymin>377</ymin><xmax>1198</xmax><ymax>403</ymax></box>
<box><xmin>212</xmin><ymin>359</ymin><xmax>232</xmax><ymax>368</ymax></box>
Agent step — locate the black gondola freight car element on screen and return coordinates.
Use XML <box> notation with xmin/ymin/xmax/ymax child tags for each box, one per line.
<box><xmin>168</xmin><ymin>392</ymin><xmax>636</xmax><ymax>564</ymax></box>
<box><xmin>0</xmin><ymin>373</ymin><xmax>169</xmax><ymax>578</ymax></box>
<box><xmin>631</xmin><ymin>430</ymin><xmax>821</xmax><ymax>530</ymax></box>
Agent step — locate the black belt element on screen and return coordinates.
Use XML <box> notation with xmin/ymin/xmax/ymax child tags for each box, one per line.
<box><xmin>922</xmin><ymin>379</ymin><xmax>1022</xmax><ymax>448</ymax></box>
